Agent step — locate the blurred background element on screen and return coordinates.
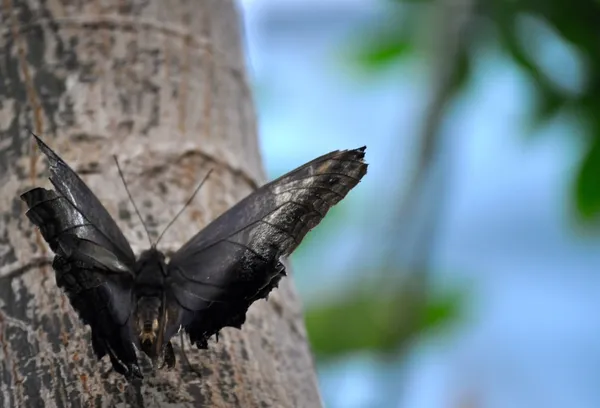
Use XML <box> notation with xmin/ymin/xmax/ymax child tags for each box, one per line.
<box><xmin>239</xmin><ymin>0</ymin><xmax>600</xmax><ymax>407</ymax></box>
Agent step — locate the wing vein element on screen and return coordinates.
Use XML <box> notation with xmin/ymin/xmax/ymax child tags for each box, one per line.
<box><xmin>224</xmin><ymin>239</ymin><xmax>271</xmax><ymax>263</ymax></box>
<box><xmin>51</xmin><ymin>222</ymin><xmax>94</xmax><ymax>240</ymax></box>
<box><xmin>288</xmin><ymin>199</ymin><xmax>324</xmax><ymax>218</ymax></box>
<box><xmin>25</xmin><ymin>195</ymin><xmax>62</xmax><ymax>209</ymax></box>
<box><xmin>178</xmin><ymin>199</ymin><xmax>304</xmax><ymax>259</ymax></box>
<box><xmin>258</xmin><ymin>219</ymin><xmax>299</xmax><ymax>245</ymax></box>
<box><xmin>276</xmin><ymin>185</ymin><xmax>343</xmax><ymax>200</ymax></box>
<box><xmin>274</xmin><ymin>171</ymin><xmax>363</xmax><ymax>187</ymax></box>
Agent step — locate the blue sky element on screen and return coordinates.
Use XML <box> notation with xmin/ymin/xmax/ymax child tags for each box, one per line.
<box><xmin>239</xmin><ymin>1</ymin><xmax>600</xmax><ymax>407</ymax></box>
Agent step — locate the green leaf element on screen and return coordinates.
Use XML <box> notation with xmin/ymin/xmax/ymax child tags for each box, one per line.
<box><xmin>388</xmin><ymin>0</ymin><xmax>434</xmax><ymax>3</ymax></box>
<box><xmin>419</xmin><ymin>287</ymin><xmax>464</xmax><ymax>333</ymax></box>
<box><xmin>493</xmin><ymin>9</ymin><xmax>574</xmax><ymax>131</ymax></box>
<box><xmin>533</xmin><ymin>86</ymin><xmax>566</xmax><ymax>124</ymax></box>
<box><xmin>448</xmin><ymin>48</ymin><xmax>472</xmax><ymax>95</ymax></box>
<box><xmin>353</xmin><ymin>36</ymin><xmax>413</xmax><ymax>70</ymax></box>
<box><xmin>304</xmin><ymin>282</ymin><xmax>465</xmax><ymax>358</ymax></box>
<box><xmin>496</xmin><ymin>14</ymin><xmax>544</xmax><ymax>84</ymax></box>
<box><xmin>575</xmin><ymin>134</ymin><xmax>600</xmax><ymax>219</ymax></box>
<box><xmin>343</xmin><ymin>4</ymin><xmax>416</xmax><ymax>72</ymax></box>
<box><xmin>305</xmin><ymin>290</ymin><xmax>394</xmax><ymax>356</ymax></box>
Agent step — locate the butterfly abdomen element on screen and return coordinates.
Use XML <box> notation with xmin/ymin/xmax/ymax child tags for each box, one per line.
<box><xmin>133</xmin><ymin>248</ymin><xmax>172</xmax><ymax>358</ymax></box>
<box><xmin>135</xmin><ymin>296</ymin><xmax>161</xmax><ymax>350</ymax></box>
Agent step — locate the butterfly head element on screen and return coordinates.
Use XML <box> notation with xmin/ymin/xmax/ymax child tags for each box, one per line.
<box><xmin>136</xmin><ymin>246</ymin><xmax>166</xmax><ymax>265</ymax></box>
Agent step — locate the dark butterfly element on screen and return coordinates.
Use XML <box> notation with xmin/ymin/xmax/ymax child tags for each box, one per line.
<box><xmin>20</xmin><ymin>132</ymin><xmax>368</xmax><ymax>380</ymax></box>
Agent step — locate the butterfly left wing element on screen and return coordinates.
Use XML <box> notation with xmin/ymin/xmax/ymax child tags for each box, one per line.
<box><xmin>20</xmin><ymin>133</ymin><xmax>141</xmax><ymax>378</ymax></box>
<box><xmin>162</xmin><ymin>147</ymin><xmax>368</xmax><ymax>348</ymax></box>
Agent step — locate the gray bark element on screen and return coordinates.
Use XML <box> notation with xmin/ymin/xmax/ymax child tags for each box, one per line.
<box><xmin>0</xmin><ymin>0</ymin><xmax>322</xmax><ymax>406</ymax></box>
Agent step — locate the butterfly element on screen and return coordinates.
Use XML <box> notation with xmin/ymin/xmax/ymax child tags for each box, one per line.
<box><xmin>20</xmin><ymin>132</ymin><xmax>368</xmax><ymax>380</ymax></box>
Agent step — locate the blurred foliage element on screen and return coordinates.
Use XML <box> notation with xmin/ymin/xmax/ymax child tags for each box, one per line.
<box><xmin>305</xmin><ymin>0</ymin><xmax>600</xmax><ymax>360</ymax></box>
<box><xmin>351</xmin><ymin>25</ymin><xmax>413</xmax><ymax>70</ymax></box>
<box><xmin>352</xmin><ymin>0</ymin><xmax>600</xmax><ymax>223</ymax></box>
<box><xmin>305</xmin><ymin>281</ymin><xmax>465</xmax><ymax>358</ymax></box>
<box><xmin>306</xmin><ymin>0</ymin><xmax>468</xmax><ymax>360</ymax></box>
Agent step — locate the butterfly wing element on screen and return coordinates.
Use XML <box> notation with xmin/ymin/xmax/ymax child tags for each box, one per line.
<box><xmin>163</xmin><ymin>147</ymin><xmax>368</xmax><ymax>348</ymax></box>
<box><xmin>20</xmin><ymin>133</ymin><xmax>140</xmax><ymax>378</ymax></box>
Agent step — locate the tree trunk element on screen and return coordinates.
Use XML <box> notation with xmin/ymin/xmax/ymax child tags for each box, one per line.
<box><xmin>0</xmin><ymin>1</ymin><xmax>323</xmax><ymax>407</ymax></box>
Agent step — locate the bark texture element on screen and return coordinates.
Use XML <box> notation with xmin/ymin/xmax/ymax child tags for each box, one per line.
<box><xmin>0</xmin><ymin>1</ymin><xmax>323</xmax><ymax>407</ymax></box>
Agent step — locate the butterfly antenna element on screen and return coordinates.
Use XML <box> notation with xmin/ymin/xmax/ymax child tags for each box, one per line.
<box><xmin>154</xmin><ymin>168</ymin><xmax>213</xmax><ymax>246</ymax></box>
<box><xmin>113</xmin><ymin>155</ymin><xmax>154</xmax><ymax>247</ymax></box>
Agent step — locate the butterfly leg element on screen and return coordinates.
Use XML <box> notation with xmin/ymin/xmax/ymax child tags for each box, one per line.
<box><xmin>127</xmin><ymin>363</ymin><xmax>143</xmax><ymax>380</ymax></box>
<box><xmin>104</xmin><ymin>339</ymin><xmax>143</xmax><ymax>380</ymax></box>
<box><xmin>179</xmin><ymin>331</ymin><xmax>204</xmax><ymax>379</ymax></box>
<box><xmin>107</xmin><ymin>349</ymin><xmax>129</xmax><ymax>376</ymax></box>
<box><xmin>161</xmin><ymin>341</ymin><xmax>176</xmax><ymax>369</ymax></box>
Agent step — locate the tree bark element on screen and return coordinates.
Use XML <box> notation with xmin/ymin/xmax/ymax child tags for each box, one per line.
<box><xmin>0</xmin><ymin>1</ymin><xmax>323</xmax><ymax>407</ymax></box>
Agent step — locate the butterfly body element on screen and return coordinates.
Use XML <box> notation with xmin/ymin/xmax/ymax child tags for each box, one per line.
<box><xmin>20</xmin><ymin>133</ymin><xmax>368</xmax><ymax>380</ymax></box>
<box><xmin>131</xmin><ymin>249</ymin><xmax>168</xmax><ymax>362</ymax></box>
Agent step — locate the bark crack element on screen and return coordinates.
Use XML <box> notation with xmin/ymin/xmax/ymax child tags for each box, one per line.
<box><xmin>3</xmin><ymin>0</ymin><xmax>44</xmax><ymax>183</ymax></box>
<box><xmin>145</xmin><ymin>148</ymin><xmax>262</xmax><ymax>191</ymax></box>
<box><xmin>0</xmin><ymin>310</ymin><xmax>23</xmax><ymax>407</ymax></box>
<box><xmin>0</xmin><ymin>257</ymin><xmax>53</xmax><ymax>281</ymax></box>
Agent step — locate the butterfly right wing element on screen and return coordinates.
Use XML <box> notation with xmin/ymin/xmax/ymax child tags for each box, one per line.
<box><xmin>20</xmin><ymin>134</ymin><xmax>141</xmax><ymax>379</ymax></box>
<box><xmin>162</xmin><ymin>147</ymin><xmax>368</xmax><ymax>348</ymax></box>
